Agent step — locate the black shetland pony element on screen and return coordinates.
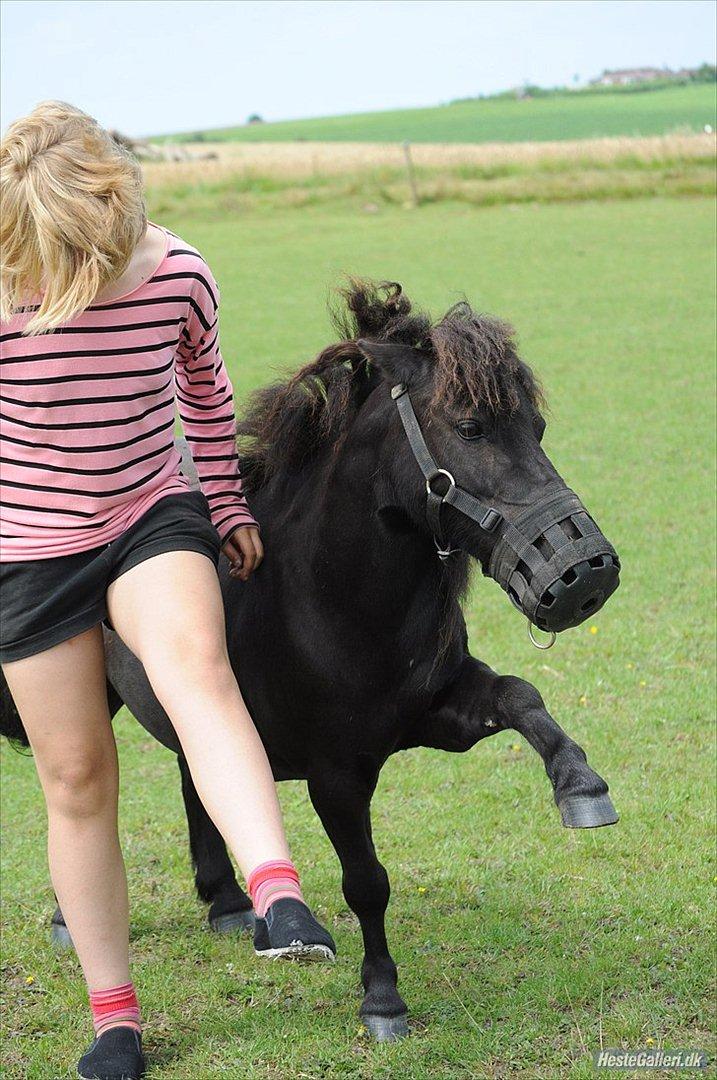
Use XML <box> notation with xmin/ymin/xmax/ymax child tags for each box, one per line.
<box><xmin>1</xmin><ymin>282</ymin><xmax>620</xmax><ymax>1041</ymax></box>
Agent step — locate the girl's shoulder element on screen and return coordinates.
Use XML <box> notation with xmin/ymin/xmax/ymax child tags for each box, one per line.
<box><xmin>156</xmin><ymin>226</ymin><xmax>219</xmax><ymax>306</ymax></box>
<box><xmin>158</xmin><ymin>226</ymin><xmax>210</xmax><ymax>271</ymax></box>
<box><xmin>154</xmin><ymin>227</ymin><xmax>220</xmax><ymax>331</ymax></box>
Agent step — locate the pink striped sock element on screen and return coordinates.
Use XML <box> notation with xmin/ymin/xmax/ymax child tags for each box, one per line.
<box><xmin>89</xmin><ymin>982</ymin><xmax>141</xmax><ymax>1038</ymax></box>
<box><xmin>247</xmin><ymin>859</ymin><xmax>305</xmax><ymax>918</ymax></box>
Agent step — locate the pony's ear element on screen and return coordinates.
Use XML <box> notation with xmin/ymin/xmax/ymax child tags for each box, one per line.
<box><xmin>356</xmin><ymin>339</ymin><xmax>426</xmax><ymax>387</ymax></box>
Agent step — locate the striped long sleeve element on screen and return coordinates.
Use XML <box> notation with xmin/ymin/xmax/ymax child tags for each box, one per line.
<box><xmin>0</xmin><ymin>227</ymin><xmax>256</xmax><ymax>561</ymax></box>
<box><xmin>174</xmin><ymin>264</ymin><xmax>257</xmax><ymax>544</ymax></box>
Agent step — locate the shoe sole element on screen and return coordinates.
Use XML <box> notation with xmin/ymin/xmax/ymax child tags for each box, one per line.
<box><xmin>77</xmin><ymin>1061</ymin><xmax>144</xmax><ymax>1079</ymax></box>
<box><xmin>78</xmin><ymin>1074</ymin><xmax>142</xmax><ymax>1080</ymax></box>
<box><xmin>78</xmin><ymin>1070</ymin><xmax>143</xmax><ymax>1079</ymax></box>
<box><xmin>254</xmin><ymin>943</ymin><xmax>336</xmax><ymax>962</ymax></box>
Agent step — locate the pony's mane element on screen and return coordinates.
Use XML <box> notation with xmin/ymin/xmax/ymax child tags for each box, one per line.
<box><xmin>237</xmin><ymin>280</ymin><xmax>543</xmax><ymax>492</ymax></box>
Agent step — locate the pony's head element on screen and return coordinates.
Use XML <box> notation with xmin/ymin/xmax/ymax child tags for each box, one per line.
<box><xmin>238</xmin><ymin>281</ymin><xmax>620</xmax><ymax>636</ymax></box>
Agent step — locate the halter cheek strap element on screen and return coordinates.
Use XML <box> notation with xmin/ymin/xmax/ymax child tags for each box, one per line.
<box><xmin>391</xmin><ymin>383</ymin><xmax>503</xmax><ymax>559</ymax></box>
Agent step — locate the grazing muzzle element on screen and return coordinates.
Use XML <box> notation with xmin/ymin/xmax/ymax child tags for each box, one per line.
<box><xmin>392</xmin><ymin>383</ymin><xmax>620</xmax><ymax>634</ymax></box>
<box><xmin>488</xmin><ymin>486</ymin><xmax>620</xmax><ymax>633</ymax></box>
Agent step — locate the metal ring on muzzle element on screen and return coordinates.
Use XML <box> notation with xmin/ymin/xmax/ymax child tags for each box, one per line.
<box><xmin>527</xmin><ymin>621</ymin><xmax>557</xmax><ymax>650</ymax></box>
<box><xmin>488</xmin><ymin>488</ymin><xmax>620</xmax><ymax>633</ymax></box>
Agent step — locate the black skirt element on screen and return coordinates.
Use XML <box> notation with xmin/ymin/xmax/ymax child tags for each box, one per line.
<box><xmin>0</xmin><ymin>491</ymin><xmax>221</xmax><ymax>663</ymax></box>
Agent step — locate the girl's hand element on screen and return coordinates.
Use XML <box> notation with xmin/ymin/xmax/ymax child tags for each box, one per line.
<box><xmin>222</xmin><ymin>526</ymin><xmax>264</xmax><ymax>582</ymax></box>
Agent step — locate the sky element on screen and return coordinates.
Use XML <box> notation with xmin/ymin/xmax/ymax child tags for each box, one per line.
<box><xmin>1</xmin><ymin>0</ymin><xmax>715</xmax><ymax>137</ymax></box>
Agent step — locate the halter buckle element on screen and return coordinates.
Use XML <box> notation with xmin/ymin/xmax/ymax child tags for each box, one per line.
<box><xmin>479</xmin><ymin>507</ymin><xmax>502</xmax><ymax>533</ymax></box>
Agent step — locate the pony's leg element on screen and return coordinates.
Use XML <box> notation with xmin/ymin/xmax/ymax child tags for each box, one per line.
<box><xmin>177</xmin><ymin>754</ymin><xmax>255</xmax><ymax>933</ymax></box>
<box><xmin>50</xmin><ymin>903</ymin><xmax>72</xmax><ymax>949</ymax></box>
<box><xmin>408</xmin><ymin>655</ymin><xmax>617</xmax><ymax>828</ymax></box>
<box><xmin>308</xmin><ymin>767</ymin><xmax>407</xmax><ymax>1041</ymax></box>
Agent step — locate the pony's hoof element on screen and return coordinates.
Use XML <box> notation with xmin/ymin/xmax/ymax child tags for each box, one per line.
<box><xmin>559</xmin><ymin>793</ymin><xmax>619</xmax><ymax>828</ymax></box>
<box><xmin>210</xmin><ymin>909</ymin><xmax>256</xmax><ymax>934</ymax></box>
<box><xmin>51</xmin><ymin>920</ymin><xmax>73</xmax><ymax>949</ymax></box>
<box><xmin>361</xmin><ymin>1013</ymin><xmax>409</xmax><ymax>1041</ymax></box>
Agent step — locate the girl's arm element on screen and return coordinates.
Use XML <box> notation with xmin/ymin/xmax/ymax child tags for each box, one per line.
<box><xmin>174</xmin><ymin>262</ymin><xmax>258</xmax><ymax>548</ymax></box>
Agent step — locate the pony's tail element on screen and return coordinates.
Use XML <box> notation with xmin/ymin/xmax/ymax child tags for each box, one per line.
<box><xmin>0</xmin><ymin>673</ymin><xmax>31</xmax><ymax>751</ymax></box>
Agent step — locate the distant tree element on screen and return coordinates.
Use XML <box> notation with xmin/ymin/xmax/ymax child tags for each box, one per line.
<box><xmin>247</xmin><ymin>113</ymin><xmax>264</xmax><ymax>125</ymax></box>
<box><xmin>690</xmin><ymin>63</ymin><xmax>716</xmax><ymax>83</ymax></box>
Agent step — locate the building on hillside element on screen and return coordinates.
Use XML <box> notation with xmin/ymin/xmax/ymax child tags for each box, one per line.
<box><xmin>590</xmin><ymin>67</ymin><xmax>685</xmax><ymax>86</ymax></box>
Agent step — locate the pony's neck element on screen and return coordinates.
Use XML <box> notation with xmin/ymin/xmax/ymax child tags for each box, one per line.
<box><xmin>314</xmin><ymin>403</ymin><xmax>467</xmax><ymax>633</ymax></box>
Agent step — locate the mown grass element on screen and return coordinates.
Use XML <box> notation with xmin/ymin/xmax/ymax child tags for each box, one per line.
<box><xmin>160</xmin><ymin>82</ymin><xmax>717</xmax><ymax>144</ymax></box>
<box><xmin>1</xmin><ymin>196</ymin><xmax>715</xmax><ymax>1079</ymax></box>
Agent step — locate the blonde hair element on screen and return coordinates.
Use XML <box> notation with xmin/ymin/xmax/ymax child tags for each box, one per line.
<box><xmin>0</xmin><ymin>101</ymin><xmax>147</xmax><ymax>334</ymax></box>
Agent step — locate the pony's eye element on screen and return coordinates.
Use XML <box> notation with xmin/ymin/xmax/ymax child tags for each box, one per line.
<box><xmin>533</xmin><ymin>414</ymin><xmax>546</xmax><ymax>442</ymax></box>
<box><xmin>457</xmin><ymin>419</ymin><xmax>484</xmax><ymax>441</ymax></box>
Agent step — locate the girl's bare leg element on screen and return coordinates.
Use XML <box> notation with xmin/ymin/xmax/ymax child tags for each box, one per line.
<box><xmin>105</xmin><ymin>551</ymin><xmax>290</xmax><ymax>880</ymax></box>
<box><xmin>1</xmin><ymin>626</ymin><xmax>130</xmax><ymax>991</ymax></box>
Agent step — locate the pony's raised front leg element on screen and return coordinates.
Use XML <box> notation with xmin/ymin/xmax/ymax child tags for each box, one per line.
<box><xmin>494</xmin><ymin>671</ymin><xmax>618</xmax><ymax>827</ymax></box>
<box><xmin>409</xmin><ymin>656</ymin><xmax>618</xmax><ymax>828</ymax></box>
<box><xmin>308</xmin><ymin>768</ymin><xmax>407</xmax><ymax>1041</ymax></box>
<box><xmin>177</xmin><ymin>754</ymin><xmax>255</xmax><ymax>933</ymax></box>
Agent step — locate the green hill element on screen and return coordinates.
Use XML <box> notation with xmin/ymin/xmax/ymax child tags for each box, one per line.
<box><xmin>167</xmin><ymin>83</ymin><xmax>716</xmax><ymax>144</ymax></box>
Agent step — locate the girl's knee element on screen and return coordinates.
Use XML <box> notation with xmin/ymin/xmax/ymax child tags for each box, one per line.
<box><xmin>142</xmin><ymin>634</ymin><xmax>235</xmax><ymax>700</ymax></box>
<box><xmin>42</xmin><ymin>751</ymin><xmax>117</xmax><ymax>819</ymax></box>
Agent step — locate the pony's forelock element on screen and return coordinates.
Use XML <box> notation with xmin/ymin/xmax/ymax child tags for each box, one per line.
<box><xmin>237</xmin><ymin>280</ymin><xmax>543</xmax><ymax>491</ymax></box>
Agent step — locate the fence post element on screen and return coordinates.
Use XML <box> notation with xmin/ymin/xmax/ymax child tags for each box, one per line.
<box><xmin>402</xmin><ymin>140</ymin><xmax>419</xmax><ymax>208</ymax></box>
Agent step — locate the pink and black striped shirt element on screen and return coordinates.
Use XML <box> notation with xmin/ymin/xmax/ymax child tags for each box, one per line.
<box><xmin>0</xmin><ymin>227</ymin><xmax>257</xmax><ymax>561</ymax></box>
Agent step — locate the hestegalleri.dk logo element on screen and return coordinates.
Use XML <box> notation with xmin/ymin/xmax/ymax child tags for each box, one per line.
<box><xmin>593</xmin><ymin>1048</ymin><xmax>709</xmax><ymax>1070</ymax></box>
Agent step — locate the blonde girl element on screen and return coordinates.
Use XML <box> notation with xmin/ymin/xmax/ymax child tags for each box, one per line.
<box><xmin>0</xmin><ymin>102</ymin><xmax>334</xmax><ymax>1080</ymax></box>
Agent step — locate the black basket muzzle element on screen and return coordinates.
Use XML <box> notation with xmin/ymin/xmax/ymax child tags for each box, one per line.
<box><xmin>488</xmin><ymin>487</ymin><xmax>620</xmax><ymax>632</ymax></box>
<box><xmin>391</xmin><ymin>382</ymin><xmax>620</xmax><ymax>633</ymax></box>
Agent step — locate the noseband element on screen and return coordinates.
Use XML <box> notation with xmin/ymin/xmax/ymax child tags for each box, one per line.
<box><xmin>391</xmin><ymin>383</ymin><xmax>503</xmax><ymax>560</ymax></box>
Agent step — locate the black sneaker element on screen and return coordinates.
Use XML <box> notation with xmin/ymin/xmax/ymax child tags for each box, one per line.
<box><xmin>253</xmin><ymin>897</ymin><xmax>336</xmax><ymax>961</ymax></box>
<box><xmin>77</xmin><ymin>1026</ymin><xmax>145</xmax><ymax>1080</ymax></box>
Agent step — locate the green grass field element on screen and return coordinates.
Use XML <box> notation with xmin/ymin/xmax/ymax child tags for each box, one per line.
<box><xmin>166</xmin><ymin>83</ymin><xmax>716</xmax><ymax>144</ymax></box>
<box><xmin>1</xmin><ymin>196</ymin><xmax>715</xmax><ymax>1078</ymax></box>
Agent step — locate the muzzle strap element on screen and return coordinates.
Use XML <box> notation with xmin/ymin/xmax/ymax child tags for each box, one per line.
<box><xmin>392</xmin><ymin>383</ymin><xmax>503</xmax><ymax>555</ymax></box>
<box><xmin>443</xmin><ymin>484</ymin><xmax>503</xmax><ymax>532</ymax></box>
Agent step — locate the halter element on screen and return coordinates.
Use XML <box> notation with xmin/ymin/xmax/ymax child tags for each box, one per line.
<box><xmin>391</xmin><ymin>383</ymin><xmax>619</xmax><ymax>650</ymax></box>
<box><xmin>391</xmin><ymin>383</ymin><xmax>503</xmax><ymax>560</ymax></box>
